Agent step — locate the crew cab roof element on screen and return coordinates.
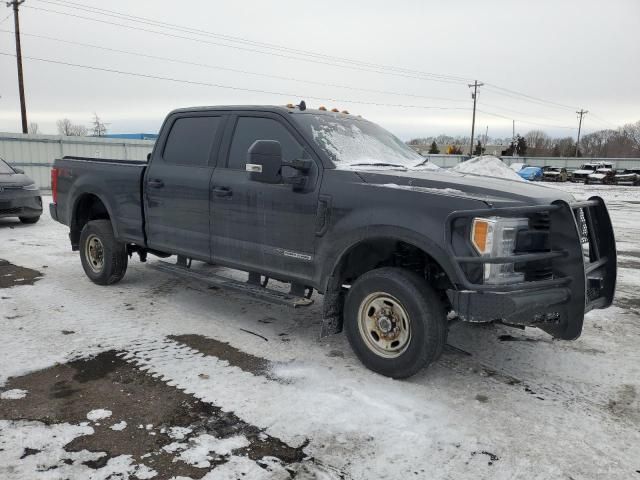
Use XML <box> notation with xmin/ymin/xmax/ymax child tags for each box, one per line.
<box><xmin>167</xmin><ymin>105</ymin><xmax>355</xmax><ymax>117</ymax></box>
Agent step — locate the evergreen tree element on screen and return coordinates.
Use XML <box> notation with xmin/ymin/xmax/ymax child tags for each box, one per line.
<box><xmin>516</xmin><ymin>135</ymin><xmax>528</xmax><ymax>156</ymax></box>
<box><xmin>428</xmin><ymin>141</ymin><xmax>440</xmax><ymax>154</ymax></box>
<box><xmin>473</xmin><ymin>140</ymin><xmax>484</xmax><ymax>155</ymax></box>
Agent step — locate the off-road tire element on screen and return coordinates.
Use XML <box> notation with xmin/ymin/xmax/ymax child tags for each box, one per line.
<box><xmin>79</xmin><ymin>219</ymin><xmax>128</xmax><ymax>285</ymax></box>
<box><xmin>19</xmin><ymin>216</ymin><xmax>40</xmax><ymax>224</ymax></box>
<box><xmin>344</xmin><ymin>267</ymin><xmax>447</xmax><ymax>379</ymax></box>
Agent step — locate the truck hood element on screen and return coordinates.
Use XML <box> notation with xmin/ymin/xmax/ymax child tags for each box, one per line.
<box><xmin>0</xmin><ymin>173</ymin><xmax>34</xmax><ymax>187</ymax></box>
<box><xmin>355</xmin><ymin>169</ymin><xmax>575</xmax><ymax>206</ymax></box>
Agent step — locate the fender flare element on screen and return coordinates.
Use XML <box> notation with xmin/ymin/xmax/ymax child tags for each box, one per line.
<box><xmin>318</xmin><ymin>225</ymin><xmax>460</xmax><ymax>293</ymax></box>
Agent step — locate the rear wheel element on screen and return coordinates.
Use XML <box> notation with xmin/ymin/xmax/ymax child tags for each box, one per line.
<box><xmin>19</xmin><ymin>216</ymin><xmax>40</xmax><ymax>224</ymax></box>
<box><xmin>79</xmin><ymin>219</ymin><xmax>128</xmax><ymax>285</ymax></box>
<box><xmin>344</xmin><ymin>267</ymin><xmax>447</xmax><ymax>379</ymax></box>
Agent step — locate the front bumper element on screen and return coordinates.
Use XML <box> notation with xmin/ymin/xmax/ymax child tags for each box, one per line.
<box><xmin>445</xmin><ymin>197</ymin><xmax>616</xmax><ymax>340</ymax></box>
<box><xmin>0</xmin><ymin>190</ymin><xmax>43</xmax><ymax>219</ymax></box>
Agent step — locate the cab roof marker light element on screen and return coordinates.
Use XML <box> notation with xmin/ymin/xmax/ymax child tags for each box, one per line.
<box><xmin>319</xmin><ymin>106</ymin><xmax>327</xmax><ymax>111</ymax></box>
<box><xmin>331</xmin><ymin>108</ymin><xmax>340</xmax><ymax>113</ymax></box>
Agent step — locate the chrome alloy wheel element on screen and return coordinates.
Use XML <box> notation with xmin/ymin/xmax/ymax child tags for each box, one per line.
<box><xmin>85</xmin><ymin>234</ymin><xmax>105</xmax><ymax>273</ymax></box>
<box><xmin>357</xmin><ymin>292</ymin><xmax>412</xmax><ymax>358</ymax></box>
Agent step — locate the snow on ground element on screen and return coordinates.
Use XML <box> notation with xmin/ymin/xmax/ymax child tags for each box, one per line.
<box><xmin>452</xmin><ymin>155</ymin><xmax>525</xmax><ymax>181</ymax></box>
<box><xmin>1</xmin><ymin>190</ymin><xmax>640</xmax><ymax>479</ymax></box>
<box><xmin>0</xmin><ymin>389</ymin><xmax>27</xmax><ymax>400</ymax></box>
<box><xmin>86</xmin><ymin>409</ymin><xmax>112</xmax><ymax>422</ymax></box>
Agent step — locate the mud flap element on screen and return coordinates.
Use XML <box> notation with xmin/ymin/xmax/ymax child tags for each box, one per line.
<box><xmin>320</xmin><ymin>275</ymin><xmax>344</xmax><ymax>337</ymax></box>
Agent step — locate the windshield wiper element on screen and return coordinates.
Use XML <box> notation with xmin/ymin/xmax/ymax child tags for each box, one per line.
<box><xmin>348</xmin><ymin>162</ymin><xmax>407</xmax><ymax>170</ymax></box>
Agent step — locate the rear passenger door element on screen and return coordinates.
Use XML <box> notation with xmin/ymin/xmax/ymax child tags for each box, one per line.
<box><xmin>145</xmin><ymin>114</ymin><xmax>225</xmax><ymax>260</ymax></box>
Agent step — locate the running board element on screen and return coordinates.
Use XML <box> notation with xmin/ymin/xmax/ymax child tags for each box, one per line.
<box><xmin>149</xmin><ymin>261</ymin><xmax>314</xmax><ymax>308</ymax></box>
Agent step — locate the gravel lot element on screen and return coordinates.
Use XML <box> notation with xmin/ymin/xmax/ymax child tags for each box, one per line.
<box><xmin>1</xmin><ymin>184</ymin><xmax>639</xmax><ymax>479</ymax></box>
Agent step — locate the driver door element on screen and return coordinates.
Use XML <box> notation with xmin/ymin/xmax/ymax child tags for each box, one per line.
<box><xmin>209</xmin><ymin>113</ymin><xmax>321</xmax><ymax>282</ymax></box>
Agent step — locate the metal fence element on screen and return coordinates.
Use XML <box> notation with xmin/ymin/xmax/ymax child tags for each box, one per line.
<box><xmin>3</xmin><ymin>131</ymin><xmax>639</xmax><ymax>189</ymax></box>
<box><xmin>0</xmin><ymin>132</ymin><xmax>155</xmax><ymax>189</ymax></box>
<box><xmin>420</xmin><ymin>154</ymin><xmax>640</xmax><ymax>170</ymax></box>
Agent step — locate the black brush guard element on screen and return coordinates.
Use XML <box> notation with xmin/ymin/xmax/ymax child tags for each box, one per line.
<box><xmin>445</xmin><ymin>196</ymin><xmax>616</xmax><ymax>340</ymax></box>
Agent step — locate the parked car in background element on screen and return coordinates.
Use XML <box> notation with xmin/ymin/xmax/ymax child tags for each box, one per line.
<box><xmin>517</xmin><ymin>166</ymin><xmax>543</xmax><ymax>181</ymax></box>
<box><xmin>571</xmin><ymin>162</ymin><xmax>613</xmax><ymax>183</ymax></box>
<box><xmin>0</xmin><ymin>157</ymin><xmax>42</xmax><ymax>224</ymax></box>
<box><xmin>542</xmin><ymin>167</ymin><xmax>569</xmax><ymax>182</ymax></box>
<box><xmin>586</xmin><ymin>166</ymin><xmax>616</xmax><ymax>185</ymax></box>
<box><xmin>614</xmin><ymin>169</ymin><xmax>640</xmax><ymax>186</ymax></box>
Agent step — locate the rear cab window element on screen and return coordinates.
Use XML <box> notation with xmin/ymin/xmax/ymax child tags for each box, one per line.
<box><xmin>163</xmin><ymin>116</ymin><xmax>222</xmax><ymax>166</ymax></box>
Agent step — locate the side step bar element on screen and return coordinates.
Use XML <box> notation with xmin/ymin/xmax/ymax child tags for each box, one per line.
<box><xmin>149</xmin><ymin>261</ymin><xmax>314</xmax><ymax>308</ymax></box>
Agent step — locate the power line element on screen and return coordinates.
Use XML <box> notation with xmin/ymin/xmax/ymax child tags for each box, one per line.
<box><xmin>0</xmin><ymin>29</ymin><xmax>469</xmax><ymax>104</ymax></box>
<box><xmin>3</xmin><ymin>28</ymin><xmax>588</xmax><ymax>131</ymax></box>
<box><xmin>477</xmin><ymin>109</ymin><xmax>575</xmax><ymax>130</ymax></box>
<box><xmin>0</xmin><ymin>51</ymin><xmax>472</xmax><ymax>112</ymax></box>
<box><xmin>23</xmin><ymin>4</ymin><xmax>471</xmax><ymax>86</ymax></box>
<box><xmin>26</xmin><ymin>0</ymin><xmax>592</xmax><ymax>119</ymax></box>
<box><xmin>0</xmin><ymin>12</ymin><xmax>12</xmax><ymax>24</ymax></box>
<box><xmin>588</xmin><ymin>112</ymin><xmax>619</xmax><ymax>129</ymax></box>
<box><xmin>32</xmin><ymin>0</ymin><xmax>472</xmax><ymax>84</ymax></box>
<box><xmin>483</xmin><ymin>83</ymin><xmax>578</xmax><ymax>112</ymax></box>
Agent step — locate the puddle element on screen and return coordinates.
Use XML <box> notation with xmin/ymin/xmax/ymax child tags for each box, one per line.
<box><xmin>0</xmin><ymin>350</ymin><xmax>307</xmax><ymax>479</ymax></box>
<box><xmin>0</xmin><ymin>259</ymin><xmax>42</xmax><ymax>288</ymax></box>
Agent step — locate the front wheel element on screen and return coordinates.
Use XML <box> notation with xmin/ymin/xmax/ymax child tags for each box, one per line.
<box><xmin>79</xmin><ymin>219</ymin><xmax>128</xmax><ymax>285</ymax></box>
<box><xmin>19</xmin><ymin>216</ymin><xmax>40</xmax><ymax>224</ymax></box>
<box><xmin>344</xmin><ymin>267</ymin><xmax>447</xmax><ymax>379</ymax></box>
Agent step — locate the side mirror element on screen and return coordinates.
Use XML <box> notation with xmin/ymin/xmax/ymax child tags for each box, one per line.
<box><xmin>14</xmin><ymin>168</ymin><xmax>24</xmax><ymax>174</ymax></box>
<box><xmin>246</xmin><ymin>140</ymin><xmax>282</xmax><ymax>184</ymax></box>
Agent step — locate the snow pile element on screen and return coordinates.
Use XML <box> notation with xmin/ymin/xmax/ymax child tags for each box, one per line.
<box><xmin>0</xmin><ymin>389</ymin><xmax>27</xmax><ymax>400</ymax></box>
<box><xmin>86</xmin><ymin>409</ymin><xmax>112</xmax><ymax>422</ymax></box>
<box><xmin>452</xmin><ymin>155</ymin><xmax>524</xmax><ymax>181</ymax></box>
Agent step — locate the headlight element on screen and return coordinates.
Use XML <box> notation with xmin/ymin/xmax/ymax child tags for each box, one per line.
<box><xmin>471</xmin><ymin>217</ymin><xmax>529</xmax><ymax>284</ymax></box>
<box><xmin>22</xmin><ymin>183</ymin><xmax>38</xmax><ymax>191</ymax></box>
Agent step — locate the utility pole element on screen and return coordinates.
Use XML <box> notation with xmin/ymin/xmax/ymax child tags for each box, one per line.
<box><xmin>7</xmin><ymin>0</ymin><xmax>27</xmax><ymax>134</ymax></box>
<box><xmin>468</xmin><ymin>80</ymin><xmax>483</xmax><ymax>156</ymax></box>
<box><xmin>575</xmin><ymin>109</ymin><xmax>588</xmax><ymax>158</ymax></box>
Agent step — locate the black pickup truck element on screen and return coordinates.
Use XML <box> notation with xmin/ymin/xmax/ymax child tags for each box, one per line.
<box><xmin>50</xmin><ymin>104</ymin><xmax>617</xmax><ymax>378</ymax></box>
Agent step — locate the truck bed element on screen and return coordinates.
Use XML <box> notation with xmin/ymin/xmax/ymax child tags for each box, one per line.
<box><xmin>51</xmin><ymin>156</ymin><xmax>147</xmax><ymax>246</ymax></box>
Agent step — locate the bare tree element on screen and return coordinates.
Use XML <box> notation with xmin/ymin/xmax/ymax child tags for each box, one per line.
<box><xmin>91</xmin><ymin>112</ymin><xmax>108</xmax><ymax>137</ymax></box>
<box><xmin>57</xmin><ymin>118</ymin><xmax>87</xmax><ymax>136</ymax></box>
<box><xmin>622</xmin><ymin>120</ymin><xmax>640</xmax><ymax>155</ymax></box>
<box><xmin>28</xmin><ymin>122</ymin><xmax>40</xmax><ymax>134</ymax></box>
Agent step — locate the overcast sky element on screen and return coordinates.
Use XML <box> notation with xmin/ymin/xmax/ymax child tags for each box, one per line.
<box><xmin>0</xmin><ymin>0</ymin><xmax>638</xmax><ymax>140</ymax></box>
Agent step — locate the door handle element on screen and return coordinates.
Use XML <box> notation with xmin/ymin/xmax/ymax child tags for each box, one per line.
<box><xmin>212</xmin><ymin>186</ymin><xmax>232</xmax><ymax>197</ymax></box>
<box><xmin>147</xmin><ymin>179</ymin><xmax>164</xmax><ymax>188</ymax></box>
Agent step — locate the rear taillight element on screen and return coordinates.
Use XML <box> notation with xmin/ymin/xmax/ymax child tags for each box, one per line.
<box><xmin>51</xmin><ymin>167</ymin><xmax>58</xmax><ymax>203</ymax></box>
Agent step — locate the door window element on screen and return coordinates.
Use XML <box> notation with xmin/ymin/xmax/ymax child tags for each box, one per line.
<box><xmin>163</xmin><ymin>116</ymin><xmax>221</xmax><ymax>166</ymax></box>
<box><xmin>227</xmin><ymin>117</ymin><xmax>304</xmax><ymax>170</ymax></box>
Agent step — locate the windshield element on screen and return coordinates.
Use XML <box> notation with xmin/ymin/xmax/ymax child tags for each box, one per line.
<box><xmin>293</xmin><ymin>113</ymin><xmax>428</xmax><ymax>170</ymax></box>
<box><xmin>0</xmin><ymin>158</ymin><xmax>15</xmax><ymax>174</ymax></box>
